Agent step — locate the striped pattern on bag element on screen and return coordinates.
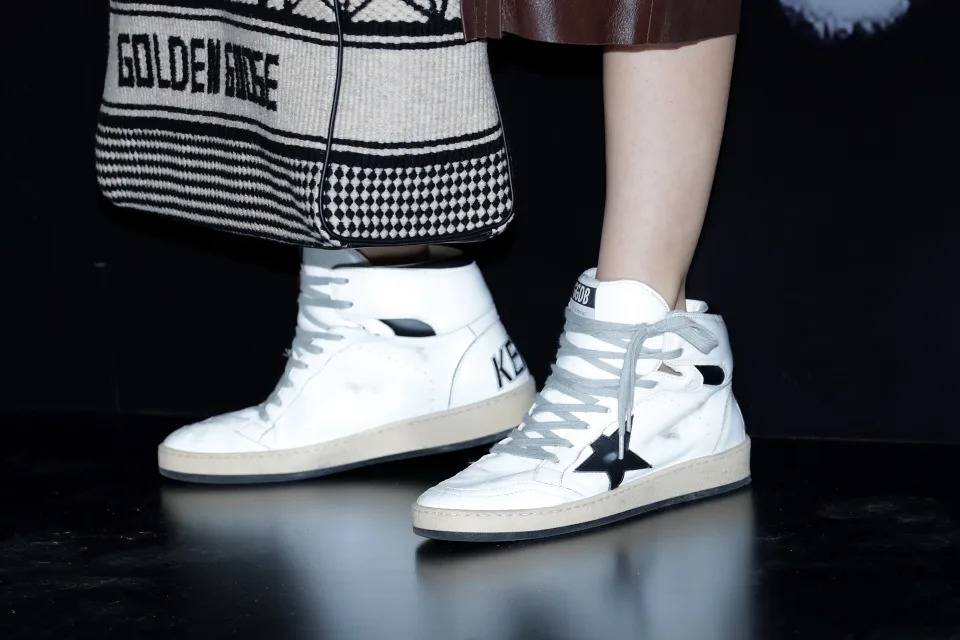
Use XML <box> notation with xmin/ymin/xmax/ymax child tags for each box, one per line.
<box><xmin>96</xmin><ymin>0</ymin><xmax>514</xmax><ymax>247</ymax></box>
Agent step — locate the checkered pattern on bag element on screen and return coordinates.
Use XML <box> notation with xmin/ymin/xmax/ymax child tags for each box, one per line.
<box><xmin>308</xmin><ymin>150</ymin><xmax>510</xmax><ymax>240</ymax></box>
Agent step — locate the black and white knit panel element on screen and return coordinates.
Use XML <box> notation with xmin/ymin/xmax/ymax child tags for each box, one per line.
<box><xmin>95</xmin><ymin>0</ymin><xmax>514</xmax><ymax>247</ymax></box>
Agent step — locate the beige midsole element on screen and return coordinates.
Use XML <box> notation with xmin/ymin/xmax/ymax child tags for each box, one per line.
<box><xmin>412</xmin><ymin>437</ymin><xmax>751</xmax><ymax>534</ymax></box>
<box><xmin>158</xmin><ymin>379</ymin><xmax>536</xmax><ymax>477</ymax></box>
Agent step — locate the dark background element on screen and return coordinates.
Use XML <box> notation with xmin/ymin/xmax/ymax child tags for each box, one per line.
<box><xmin>2</xmin><ymin>1</ymin><xmax>954</xmax><ymax>442</ymax></box>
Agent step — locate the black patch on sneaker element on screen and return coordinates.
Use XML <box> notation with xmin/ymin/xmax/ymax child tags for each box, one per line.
<box><xmin>571</xmin><ymin>281</ymin><xmax>596</xmax><ymax>308</ymax></box>
<box><xmin>695</xmin><ymin>365</ymin><xmax>725</xmax><ymax>386</ymax></box>
<box><xmin>575</xmin><ymin>421</ymin><xmax>651</xmax><ymax>490</ymax></box>
<box><xmin>380</xmin><ymin>319</ymin><xmax>436</xmax><ymax>337</ymax></box>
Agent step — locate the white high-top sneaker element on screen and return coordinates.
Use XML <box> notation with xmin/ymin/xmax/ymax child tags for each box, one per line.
<box><xmin>158</xmin><ymin>248</ymin><xmax>535</xmax><ymax>484</ymax></box>
<box><xmin>413</xmin><ymin>269</ymin><xmax>751</xmax><ymax>541</ymax></box>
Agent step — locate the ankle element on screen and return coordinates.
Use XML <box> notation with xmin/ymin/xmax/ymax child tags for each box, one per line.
<box><xmin>675</xmin><ymin>280</ymin><xmax>687</xmax><ymax>312</ymax></box>
<box><xmin>359</xmin><ymin>245</ymin><xmax>431</xmax><ymax>265</ymax></box>
<box><xmin>593</xmin><ymin>268</ymin><xmax>686</xmax><ymax>312</ymax></box>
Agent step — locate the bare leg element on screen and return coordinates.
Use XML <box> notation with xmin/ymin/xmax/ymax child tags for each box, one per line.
<box><xmin>596</xmin><ymin>36</ymin><xmax>736</xmax><ymax>310</ymax></box>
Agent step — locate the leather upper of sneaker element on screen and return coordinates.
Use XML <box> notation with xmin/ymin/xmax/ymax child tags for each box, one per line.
<box><xmin>417</xmin><ymin>269</ymin><xmax>739</xmax><ymax>511</ymax></box>
<box><xmin>162</xmin><ymin>248</ymin><xmax>520</xmax><ymax>454</ymax></box>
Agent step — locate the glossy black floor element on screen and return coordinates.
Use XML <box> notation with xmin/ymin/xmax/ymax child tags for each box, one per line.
<box><xmin>2</xmin><ymin>416</ymin><xmax>958</xmax><ymax>639</ymax></box>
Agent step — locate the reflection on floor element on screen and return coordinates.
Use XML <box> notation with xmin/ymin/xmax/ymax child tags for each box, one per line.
<box><xmin>2</xmin><ymin>415</ymin><xmax>958</xmax><ymax>638</ymax></box>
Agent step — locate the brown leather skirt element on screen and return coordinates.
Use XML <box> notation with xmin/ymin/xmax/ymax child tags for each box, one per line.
<box><xmin>463</xmin><ymin>0</ymin><xmax>741</xmax><ymax>45</ymax></box>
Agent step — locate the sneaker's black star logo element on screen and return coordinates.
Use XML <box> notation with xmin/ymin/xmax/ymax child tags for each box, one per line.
<box><xmin>575</xmin><ymin>421</ymin><xmax>651</xmax><ymax>490</ymax></box>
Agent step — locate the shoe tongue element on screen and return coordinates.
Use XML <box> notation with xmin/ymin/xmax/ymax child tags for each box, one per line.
<box><xmin>299</xmin><ymin>249</ymin><xmax>365</xmax><ymax>331</ymax></box>
<box><xmin>545</xmin><ymin>270</ymin><xmax>670</xmax><ymax>398</ymax></box>
<box><xmin>568</xmin><ymin>269</ymin><xmax>670</xmax><ymax>324</ymax></box>
<box><xmin>302</xmin><ymin>248</ymin><xmax>367</xmax><ymax>275</ymax></box>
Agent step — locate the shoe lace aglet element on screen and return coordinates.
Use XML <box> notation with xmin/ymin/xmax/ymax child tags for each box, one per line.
<box><xmin>618</xmin><ymin>417</ymin><xmax>629</xmax><ymax>459</ymax></box>
<box><xmin>617</xmin><ymin>413</ymin><xmax>634</xmax><ymax>460</ymax></box>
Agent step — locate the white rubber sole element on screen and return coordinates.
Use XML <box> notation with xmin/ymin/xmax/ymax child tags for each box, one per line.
<box><xmin>158</xmin><ymin>379</ymin><xmax>536</xmax><ymax>484</ymax></box>
<box><xmin>412</xmin><ymin>437</ymin><xmax>752</xmax><ymax>542</ymax></box>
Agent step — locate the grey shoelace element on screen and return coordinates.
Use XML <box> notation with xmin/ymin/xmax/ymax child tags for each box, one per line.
<box><xmin>492</xmin><ymin>309</ymin><xmax>719</xmax><ymax>463</ymax></box>
<box><xmin>258</xmin><ymin>275</ymin><xmax>352</xmax><ymax>421</ymax></box>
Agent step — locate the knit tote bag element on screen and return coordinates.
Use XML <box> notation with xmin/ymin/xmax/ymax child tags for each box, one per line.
<box><xmin>95</xmin><ymin>0</ymin><xmax>514</xmax><ymax>247</ymax></box>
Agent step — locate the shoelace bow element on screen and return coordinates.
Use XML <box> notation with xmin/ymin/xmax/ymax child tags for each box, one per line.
<box><xmin>493</xmin><ymin>309</ymin><xmax>719</xmax><ymax>462</ymax></box>
<box><xmin>258</xmin><ymin>275</ymin><xmax>352</xmax><ymax>421</ymax></box>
